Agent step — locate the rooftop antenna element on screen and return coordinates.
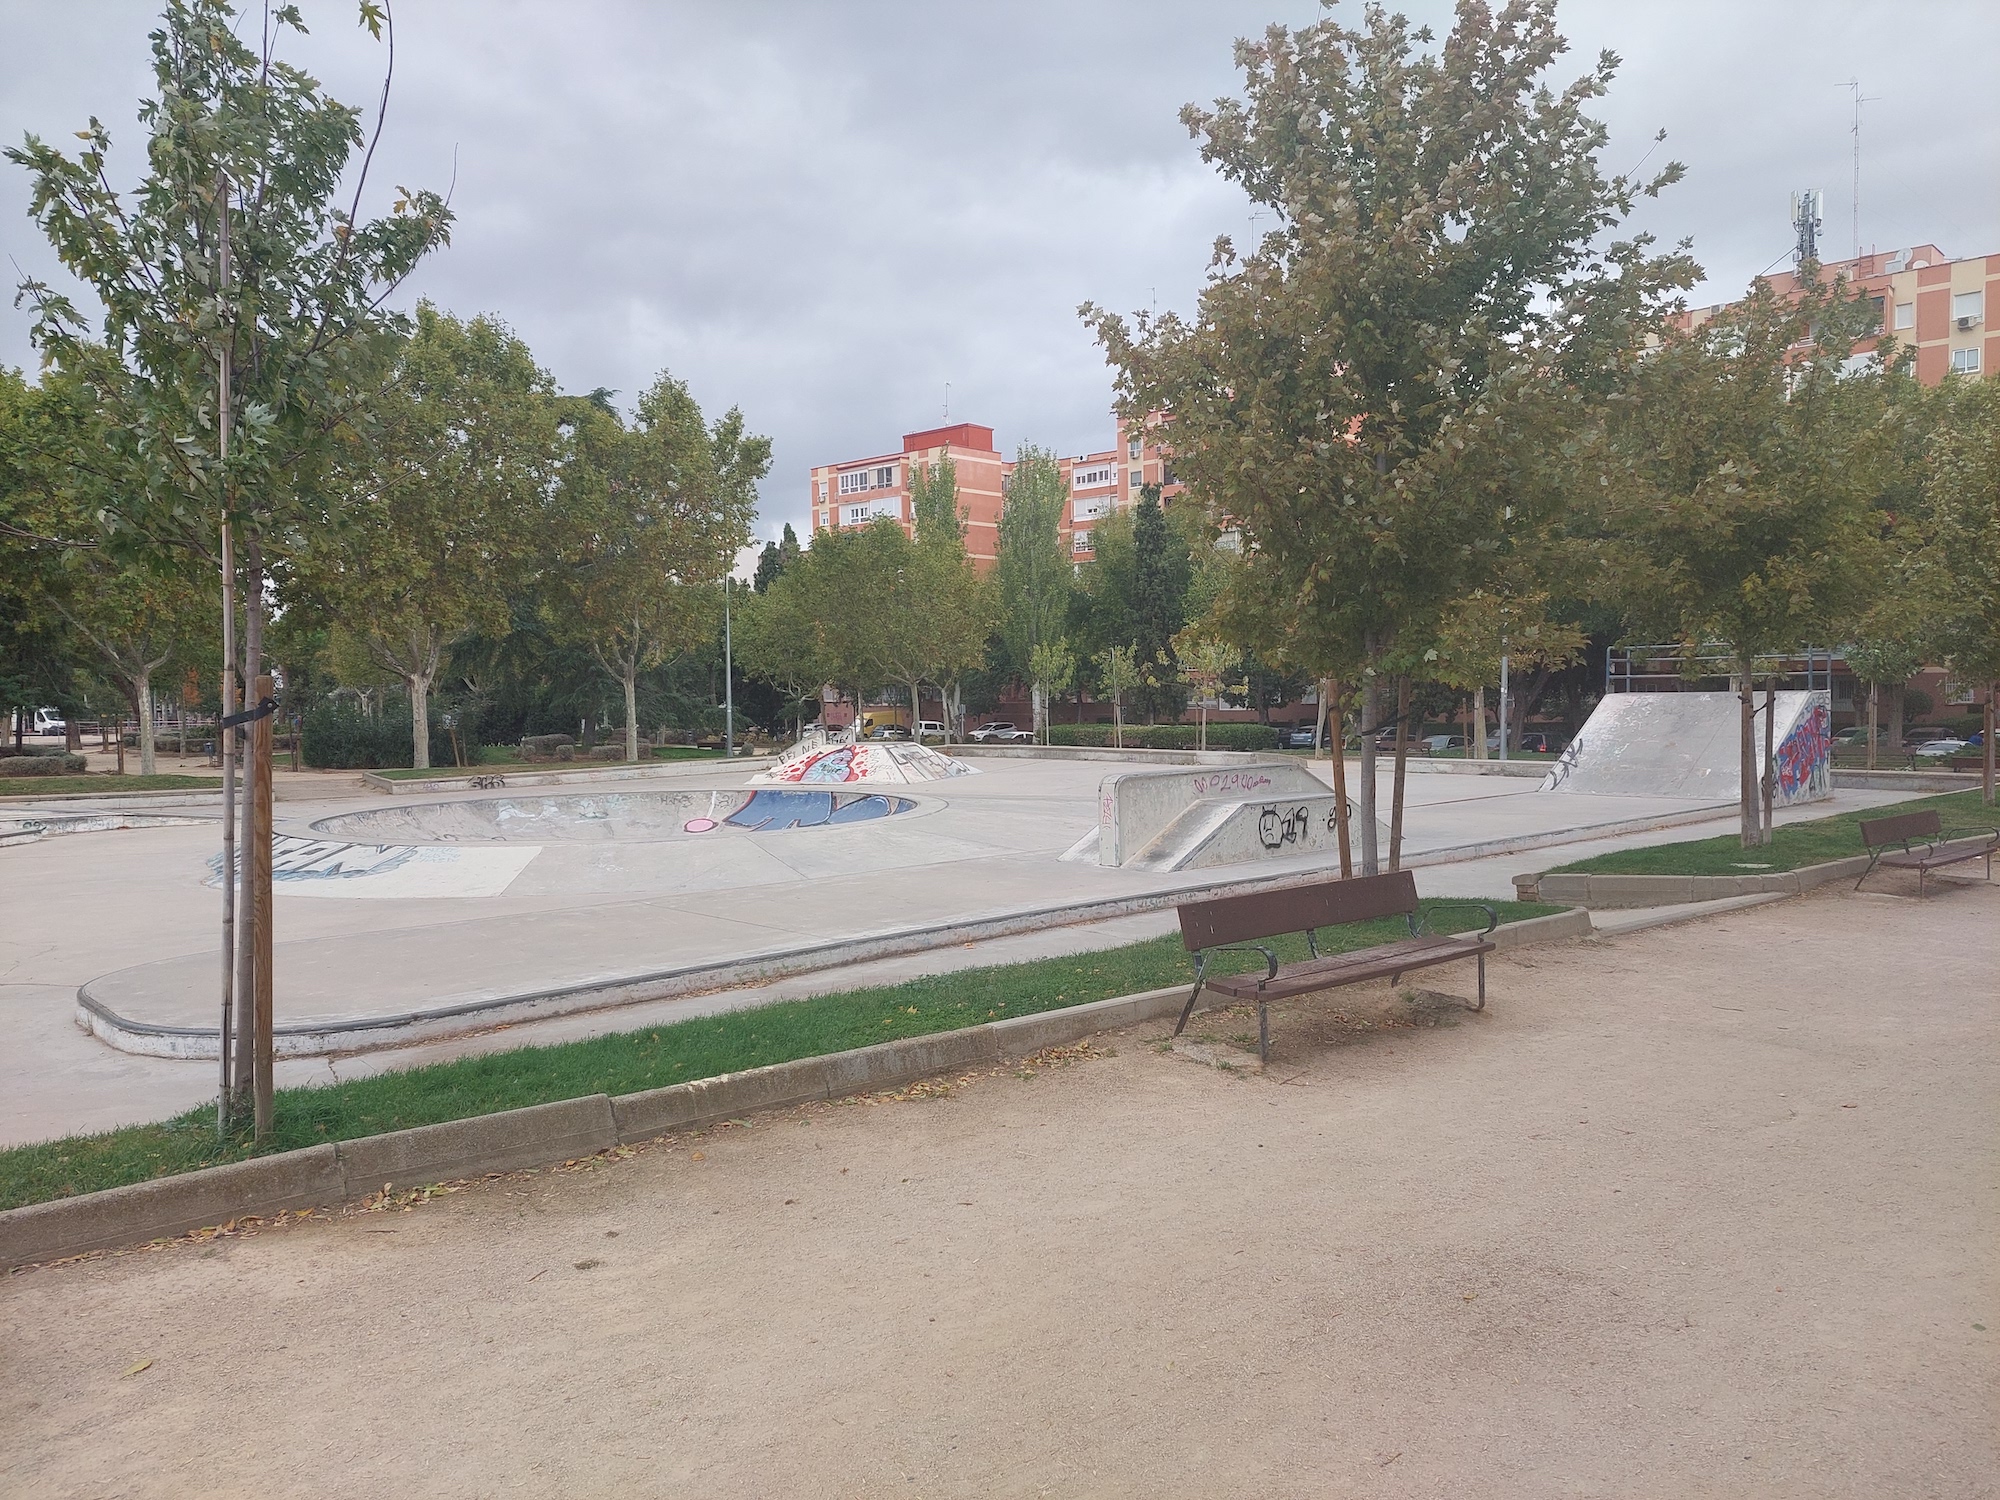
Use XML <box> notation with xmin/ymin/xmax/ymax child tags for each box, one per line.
<box><xmin>1790</xmin><ymin>188</ymin><xmax>1823</xmax><ymax>268</ymax></box>
<box><xmin>943</xmin><ymin>381</ymin><xmax>950</xmax><ymax>421</ymax></box>
<box><xmin>1841</xmin><ymin>79</ymin><xmax>1878</xmax><ymax>260</ymax></box>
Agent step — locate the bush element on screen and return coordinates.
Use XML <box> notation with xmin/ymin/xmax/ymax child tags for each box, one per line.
<box><xmin>519</xmin><ymin>734</ymin><xmax>575</xmax><ymax>762</ymax></box>
<box><xmin>0</xmin><ymin>753</ymin><xmax>88</xmax><ymax>775</ymax></box>
<box><xmin>1041</xmin><ymin>722</ymin><xmax>1279</xmax><ymax>751</ymax></box>
<box><xmin>301</xmin><ymin>704</ymin><xmax>452</xmax><ymax>770</ymax></box>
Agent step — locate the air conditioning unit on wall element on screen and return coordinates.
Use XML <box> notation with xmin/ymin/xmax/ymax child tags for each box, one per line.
<box><xmin>1958</xmin><ymin>315</ymin><xmax>1983</xmax><ymax>331</ymax></box>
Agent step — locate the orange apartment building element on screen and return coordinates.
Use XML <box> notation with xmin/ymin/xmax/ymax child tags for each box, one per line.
<box><xmin>1687</xmin><ymin>243</ymin><xmax>1998</xmax><ymax>382</ymax></box>
<box><xmin>807</xmin><ymin>415</ymin><xmax>1182</xmax><ymax>569</ymax></box>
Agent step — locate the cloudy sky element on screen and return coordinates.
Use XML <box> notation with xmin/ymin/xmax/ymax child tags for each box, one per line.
<box><xmin>4</xmin><ymin>1</ymin><xmax>1996</xmax><ymax>542</ymax></box>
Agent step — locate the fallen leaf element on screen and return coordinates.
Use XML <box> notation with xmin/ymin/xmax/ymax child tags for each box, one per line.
<box><xmin>690</xmin><ymin>1151</ymin><xmax>706</xmax><ymax>1162</ymax></box>
<box><xmin>122</xmin><ymin>1359</ymin><xmax>152</xmax><ymax>1378</ymax></box>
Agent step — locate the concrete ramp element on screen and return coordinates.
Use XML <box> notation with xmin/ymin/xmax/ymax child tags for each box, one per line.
<box><xmin>1543</xmin><ymin>690</ymin><xmax>1832</xmax><ymax>805</ymax></box>
<box><xmin>1096</xmin><ymin>761</ymin><xmax>1388</xmax><ymax>872</ymax></box>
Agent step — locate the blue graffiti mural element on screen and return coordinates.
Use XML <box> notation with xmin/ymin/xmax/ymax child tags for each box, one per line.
<box><xmin>721</xmin><ymin>789</ymin><xmax>911</xmax><ymax>831</ymax></box>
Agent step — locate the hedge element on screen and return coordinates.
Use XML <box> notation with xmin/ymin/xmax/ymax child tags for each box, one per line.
<box><xmin>1045</xmin><ymin>722</ymin><xmax>1279</xmax><ymax>751</ymax></box>
<box><xmin>0</xmin><ymin>753</ymin><xmax>88</xmax><ymax>775</ymax></box>
<box><xmin>301</xmin><ymin>703</ymin><xmax>454</xmax><ymax>770</ymax></box>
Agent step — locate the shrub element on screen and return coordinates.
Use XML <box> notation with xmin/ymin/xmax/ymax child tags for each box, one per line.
<box><xmin>519</xmin><ymin>734</ymin><xmax>575</xmax><ymax>762</ymax></box>
<box><xmin>1041</xmin><ymin>722</ymin><xmax>1278</xmax><ymax>751</ymax></box>
<box><xmin>302</xmin><ymin>703</ymin><xmax>451</xmax><ymax>770</ymax></box>
<box><xmin>0</xmin><ymin>753</ymin><xmax>88</xmax><ymax>775</ymax></box>
<box><xmin>1047</xmin><ymin>724</ymin><xmax>1113</xmax><ymax>747</ymax></box>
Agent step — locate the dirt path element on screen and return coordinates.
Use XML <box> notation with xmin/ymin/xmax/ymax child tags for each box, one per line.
<box><xmin>5</xmin><ymin>881</ymin><xmax>1996</xmax><ymax>1498</ymax></box>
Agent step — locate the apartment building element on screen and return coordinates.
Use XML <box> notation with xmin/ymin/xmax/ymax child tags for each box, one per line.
<box><xmin>810</xmin><ymin>414</ymin><xmax>1182</xmax><ymax>568</ymax></box>
<box><xmin>1687</xmin><ymin>243</ymin><xmax>1998</xmax><ymax>382</ymax></box>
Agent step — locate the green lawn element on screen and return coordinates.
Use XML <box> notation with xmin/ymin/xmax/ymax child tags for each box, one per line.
<box><xmin>0</xmin><ymin>773</ymin><xmax>220</xmax><ymax>798</ymax></box>
<box><xmin>367</xmin><ymin>746</ymin><xmax>728</xmax><ymax>780</ymax></box>
<box><xmin>0</xmin><ymin>898</ymin><xmax>1561</xmax><ymax>1210</ymax></box>
<box><xmin>1550</xmin><ymin>790</ymin><xmax>1996</xmax><ymax>877</ymax></box>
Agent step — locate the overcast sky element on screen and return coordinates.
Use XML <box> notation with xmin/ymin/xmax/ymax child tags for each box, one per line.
<box><xmin>4</xmin><ymin>1</ymin><xmax>1996</xmax><ymax>541</ymax></box>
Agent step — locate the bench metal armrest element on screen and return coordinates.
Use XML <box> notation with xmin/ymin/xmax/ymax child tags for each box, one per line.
<box><xmin>1199</xmin><ymin>944</ymin><xmax>1280</xmax><ymax>984</ymax></box>
<box><xmin>1409</xmin><ymin>900</ymin><xmax>1499</xmax><ymax>938</ymax></box>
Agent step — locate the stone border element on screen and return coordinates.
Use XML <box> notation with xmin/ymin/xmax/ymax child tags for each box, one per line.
<box><xmin>1514</xmin><ymin>854</ymin><xmax>1874</xmax><ymax>908</ymax></box>
<box><xmin>0</xmin><ymin>787</ymin><xmax>222</xmax><ymax>809</ymax></box>
<box><xmin>945</xmin><ymin>744</ymin><xmax>1263</xmax><ymax>765</ymax></box>
<box><xmin>359</xmin><ymin>757</ymin><xmax>774</xmax><ymax>795</ymax></box>
<box><xmin>9</xmin><ymin>908</ymin><xmax>1594</xmax><ymax>1270</ymax></box>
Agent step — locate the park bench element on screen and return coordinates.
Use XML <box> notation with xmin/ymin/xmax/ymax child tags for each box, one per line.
<box><xmin>1173</xmin><ymin>870</ymin><xmax>1497</xmax><ymax>1064</ymax></box>
<box><xmin>1855</xmin><ymin>810</ymin><xmax>1999</xmax><ymax>897</ymax></box>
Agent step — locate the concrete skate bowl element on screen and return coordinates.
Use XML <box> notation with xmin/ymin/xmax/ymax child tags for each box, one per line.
<box><xmin>311</xmin><ymin>788</ymin><xmax>918</xmax><ymax>845</ymax></box>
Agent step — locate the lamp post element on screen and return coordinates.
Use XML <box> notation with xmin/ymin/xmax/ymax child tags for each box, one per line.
<box><xmin>723</xmin><ymin>573</ymin><xmax>735</xmax><ymax>758</ymax></box>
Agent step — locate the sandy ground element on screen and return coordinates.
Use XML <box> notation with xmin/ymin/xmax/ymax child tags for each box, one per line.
<box><xmin>4</xmin><ymin>878</ymin><xmax>1997</xmax><ymax>1499</ymax></box>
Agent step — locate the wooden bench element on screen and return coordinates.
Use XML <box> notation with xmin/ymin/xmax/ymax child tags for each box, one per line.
<box><xmin>1173</xmin><ymin>871</ymin><xmax>1497</xmax><ymax>1064</ymax></box>
<box><xmin>1856</xmin><ymin>809</ymin><xmax>1999</xmax><ymax>897</ymax></box>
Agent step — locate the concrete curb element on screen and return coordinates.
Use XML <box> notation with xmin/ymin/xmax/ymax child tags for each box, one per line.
<box><xmin>0</xmin><ymin>788</ymin><xmax>222</xmax><ymax>810</ymax></box>
<box><xmin>1831</xmin><ymin>769</ymin><xmax>1980</xmax><ymax>791</ymax></box>
<box><xmin>359</xmin><ymin>758</ymin><xmax>775</xmax><ymax>795</ymax></box>
<box><xmin>945</xmin><ymin>744</ymin><xmax>1262</xmax><ymax>765</ymax></box>
<box><xmin>9</xmin><ymin>916</ymin><xmax>1590</xmax><ymax>1269</ymax></box>
<box><xmin>1514</xmin><ymin>854</ymin><xmax>1874</xmax><ymax>908</ymax></box>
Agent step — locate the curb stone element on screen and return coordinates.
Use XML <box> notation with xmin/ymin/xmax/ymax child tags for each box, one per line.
<box><xmin>3</xmin><ymin>916</ymin><xmax>1584</xmax><ymax>1271</ymax></box>
<box><xmin>1515</xmin><ymin>854</ymin><xmax>1874</xmax><ymax>907</ymax></box>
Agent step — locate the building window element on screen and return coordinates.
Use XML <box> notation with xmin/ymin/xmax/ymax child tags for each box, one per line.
<box><xmin>875</xmin><ymin>464</ymin><xmax>897</xmax><ymax>488</ymax></box>
<box><xmin>1867</xmin><ymin>295</ymin><xmax>1884</xmax><ymax>331</ymax></box>
<box><xmin>1128</xmin><ymin>436</ymin><xmax>1141</xmax><ymax>459</ymax></box>
<box><xmin>1071</xmin><ymin>531</ymin><xmax>1094</xmax><ymax>555</ymax></box>
<box><xmin>1130</xmin><ymin>469</ymin><xmax>1142</xmax><ymax>490</ymax></box>
<box><xmin>838</xmin><ymin>469</ymin><xmax>871</xmax><ymax>495</ymax></box>
<box><xmin>1952</xmin><ymin>291</ymin><xmax>1984</xmax><ymax>326</ymax></box>
<box><xmin>1075</xmin><ymin>497</ymin><xmax>1112</xmax><ymax>523</ymax></box>
<box><xmin>1893</xmin><ymin>301</ymin><xmax>1914</xmax><ymax>331</ymax></box>
<box><xmin>1160</xmin><ymin>464</ymin><xmax>1177</xmax><ymax>487</ymax></box>
<box><xmin>1950</xmin><ymin>347</ymin><xmax>1981</xmax><ymax>374</ymax></box>
<box><xmin>1072</xmin><ymin>463</ymin><xmax>1116</xmax><ymax>490</ymax></box>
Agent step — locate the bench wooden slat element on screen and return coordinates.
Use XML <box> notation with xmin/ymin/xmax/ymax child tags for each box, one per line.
<box><xmin>1205</xmin><ymin>933</ymin><xmax>1490</xmax><ymax>1002</ymax></box>
<box><xmin>1859</xmin><ymin>809</ymin><xmax>1942</xmax><ymax>848</ymax></box>
<box><xmin>1178</xmin><ymin>869</ymin><xmax>1419</xmax><ymax>951</ymax></box>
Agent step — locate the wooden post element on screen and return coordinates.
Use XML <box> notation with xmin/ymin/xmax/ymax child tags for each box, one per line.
<box><xmin>1866</xmin><ymin>682</ymin><xmax>1877</xmax><ymax>771</ymax></box>
<box><xmin>1738</xmin><ymin>664</ymin><xmax>1756</xmax><ymax>848</ymax></box>
<box><xmin>1985</xmin><ymin>683</ymin><xmax>1996</xmax><ymax>808</ymax></box>
<box><xmin>1326</xmin><ymin>679</ymin><xmax>1353</xmax><ymax>878</ymax></box>
<box><xmin>115</xmin><ymin>719</ymin><xmax>125</xmax><ymax>775</ymax></box>
<box><xmin>1388</xmin><ymin>676</ymin><xmax>1411</xmax><ymax>871</ymax></box>
<box><xmin>1762</xmin><ymin>676</ymin><xmax>1777</xmax><ymax>846</ymax></box>
<box><xmin>251</xmin><ymin>673</ymin><xmax>275</xmax><ymax>1141</ymax></box>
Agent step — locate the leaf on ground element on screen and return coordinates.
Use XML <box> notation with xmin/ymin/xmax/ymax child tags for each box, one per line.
<box><xmin>121</xmin><ymin>1359</ymin><xmax>152</xmax><ymax>1377</ymax></box>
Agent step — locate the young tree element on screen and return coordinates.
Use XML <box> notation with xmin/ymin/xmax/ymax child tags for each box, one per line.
<box><xmin>1175</xmin><ymin>631</ymin><xmax>1238</xmax><ymax>751</ymax></box>
<box><xmin>1094</xmin><ymin>643</ymin><xmax>1140</xmax><ymax>749</ymax></box>
<box><xmin>1594</xmin><ymin>275</ymin><xmax>1891</xmax><ymax>844</ymax></box>
<box><xmin>1027</xmin><ymin>638</ymin><xmax>1078</xmax><ymax>745</ymax></box>
<box><xmin>1129</xmin><ymin>489</ymin><xmax>1191</xmax><ymax>721</ymax></box>
<box><xmin>1914</xmin><ymin>376</ymin><xmax>2000</xmax><ymax>802</ymax></box>
<box><xmin>547</xmin><ymin>374</ymin><xmax>769</xmax><ymax>761</ymax></box>
<box><xmin>1085</xmin><ymin>0</ymin><xmax>1691</xmax><ymax>873</ymax></box>
<box><xmin>298</xmin><ymin>306</ymin><xmax>561</xmax><ymax>768</ymax></box>
<box><xmin>996</xmin><ymin>446</ymin><xmax>1072</xmax><ymax>737</ymax></box>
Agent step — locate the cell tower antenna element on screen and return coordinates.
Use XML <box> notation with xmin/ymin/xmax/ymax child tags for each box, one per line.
<box><xmin>1790</xmin><ymin>188</ymin><xmax>1823</xmax><ymax>268</ymax></box>
<box><xmin>1841</xmin><ymin>78</ymin><xmax>1878</xmax><ymax>260</ymax></box>
<box><xmin>943</xmin><ymin>381</ymin><xmax>950</xmax><ymax>421</ymax></box>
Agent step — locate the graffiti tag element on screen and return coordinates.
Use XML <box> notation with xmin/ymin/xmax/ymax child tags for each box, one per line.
<box><xmin>1257</xmin><ymin>804</ymin><xmax>1313</xmax><ymax>851</ymax></box>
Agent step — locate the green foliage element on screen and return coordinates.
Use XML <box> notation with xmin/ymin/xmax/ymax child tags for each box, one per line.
<box><xmin>910</xmin><ymin>451</ymin><xmax>965</xmax><ymax>548</ymax></box>
<box><xmin>996</xmin><ymin>447</ymin><xmax>1071</xmax><ymax>680</ymax></box>
<box><xmin>1046</xmin><ymin>722</ymin><xmax>1279</xmax><ymax>751</ymax></box>
<box><xmin>0</xmin><ymin>753</ymin><xmax>89</xmax><ymax>775</ymax></box>
<box><xmin>300</xmin><ymin>701</ymin><xmax>450</xmax><ymax>770</ymax></box>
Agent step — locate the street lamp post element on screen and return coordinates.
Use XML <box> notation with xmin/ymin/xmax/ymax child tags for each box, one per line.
<box><xmin>723</xmin><ymin>574</ymin><xmax>735</xmax><ymax>758</ymax></box>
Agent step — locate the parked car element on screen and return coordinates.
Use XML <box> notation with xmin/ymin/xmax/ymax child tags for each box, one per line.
<box><xmin>969</xmin><ymin>721</ymin><xmax>1032</xmax><ymax>743</ymax></box>
<box><xmin>1912</xmin><ymin>738</ymin><xmax>1969</xmax><ymax>758</ymax></box>
<box><xmin>1833</xmin><ymin>725</ymin><xmax>1891</xmax><ymax>747</ymax></box>
<box><xmin>868</xmin><ymin>723</ymin><xmax>911</xmax><ymax>740</ymax></box>
<box><xmin>916</xmin><ymin>720</ymin><xmax>947</xmax><ymax>741</ymax></box>
<box><xmin>1484</xmin><ymin>730</ymin><xmax>1560</xmax><ymax>754</ymax></box>
<box><xmin>1283</xmin><ymin>725</ymin><xmax>1320</xmax><ymax>749</ymax></box>
<box><xmin>1420</xmin><ymin>734</ymin><xmax>1466</xmax><ymax>753</ymax></box>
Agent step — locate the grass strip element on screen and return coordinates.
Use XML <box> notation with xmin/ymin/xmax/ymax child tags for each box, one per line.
<box><xmin>1</xmin><ymin>898</ymin><xmax>1560</xmax><ymax>1210</ymax></box>
<box><xmin>0</xmin><ymin>774</ymin><xmax>220</xmax><ymax>798</ymax></box>
<box><xmin>367</xmin><ymin>747</ymin><xmax>728</xmax><ymax>780</ymax></box>
<box><xmin>1549</xmin><ymin>789</ymin><xmax>1995</xmax><ymax>876</ymax></box>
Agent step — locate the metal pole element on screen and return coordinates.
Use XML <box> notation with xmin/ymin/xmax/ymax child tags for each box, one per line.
<box><xmin>1497</xmin><ymin>648</ymin><xmax>1511</xmax><ymax>762</ymax></box>
<box><xmin>251</xmin><ymin>673</ymin><xmax>275</xmax><ymax>1140</ymax></box>
<box><xmin>723</xmin><ymin>575</ymin><xmax>734</xmax><ymax>758</ymax></box>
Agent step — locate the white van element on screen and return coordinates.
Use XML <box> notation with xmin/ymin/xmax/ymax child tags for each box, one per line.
<box><xmin>31</xmin><ymin>708</ymin><xmax>65</xmax><ymax>737</ymax></box>
<box><xmin>916</xmin><ymin>720</ymin><xmax>947</xmax><ymax>741</ymax></box>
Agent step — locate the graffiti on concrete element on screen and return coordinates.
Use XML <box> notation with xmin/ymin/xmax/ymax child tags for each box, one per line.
<box><xmin>1257</xmin><ymin>804</ymin><xmax>1313</xmax><ymax>850</ymax></box>
<box><xmin>1192</xmin><ymin>771</ymin><xmax>1274</xmax><ymax>797</ymax></box>
<box><xmin>1775</xmin><ymin>702</ymin><xmax>1833</xmax><ymax>801</ymax></box>
<box><xmin>722</xmin><ymin>789</ymin><xmax>909</xmax><ymax>831</ymax></box>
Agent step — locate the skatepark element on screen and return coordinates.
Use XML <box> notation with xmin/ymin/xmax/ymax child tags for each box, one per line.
<box><xmin>0</xmin><ymin>687</ymin><xmax>1938</xmax><ymax>1148</ymax></box>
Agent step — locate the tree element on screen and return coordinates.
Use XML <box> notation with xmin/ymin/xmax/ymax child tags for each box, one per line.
<box><xmin>911</xmin><ymin>451</ymin><xmax>966</xmax><ymax>549</ymax></box>
<box><xmin>1427</xmin><ymin>587</ymin><xmax>1584</xmax><ymax>758</ymax></box>
<box><xmin>1175</xmin><ymin>631</ymin><xmax>1238</xmax><ymax>751</ymax></box>
<box><xmin>1914</xmin><ymin>376</ymin><xmax>2000</xmax><ymax>802</ymax></box>
<box><xmin>995</xmin><ymin>446</ymin><xmax>1071</xmax><ymax>736</ymax></box>
<box><xmin>753</xmin><ymin>522</ymin><xmax>802</xmax><ymax>594</ymax></box>
<box><xmin>1027</xmin><ymin>638</ymin><xmax>1077</xmax><ymax>745</ymax></box>
<box><xmin>1593</xmin><ymin>274</ymin><xmax>1890</xmax><ymax>844</ymax></box>
<box><xmin>1085</xmin><ymin>0</ymin><xmax>1691</xmax><ymax>874</ymax></box>
<box><xmin>298</xmin><ymin>306</ymin><xmax>561</xmax><ymax>768</ymax></box>
<box><xmin>1129</xmin><ymin>489</ymin><xmax>1191</xmax><ymax>720</ymax></box>
<box><xmin>547</xmin><ymin>373</ymin><xmax>769</xmax><ymax>761</ymax></box>
<box><xmin>1094</xmin><ymin>643</ymin><xmax>1140</xmax><ymax>749</ymax></box>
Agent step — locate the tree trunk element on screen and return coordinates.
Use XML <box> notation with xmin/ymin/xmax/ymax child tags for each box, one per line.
<box><xmin>232</xmin><ymin>543</ymin><xmax>266</xmax><ymax>1126</ymax></box>
<box><xmin>1886</xmin><ymin>682</ymin><xmax>1905</xmax><ymax>761</ymax></box>
<box><xmin>1357</xmin><ymin>665</ymin><xmax>1380</xmax><ymax>877</ymax></box>
<box><xmin>1866</xmin><ymin>682</ymin><xmax>1877</xmax><ymax>771</ymax></box>
<box><xmin>409</xmin><ymin>668</ymin><xmax>433</xmax><ymax>769</ymax></box>
<box><xmin>66</xmin><ymin>717</ymin><xmax>81</xmax><ymax>753</ymax></box>
<box><xmin>1761</xmin><ymin>677</ymin><xmax>1776</xmax><ymax>846</ymax></box>
<box><xmin>1112</xmin><ymin>694</ymin><xmax>1123</xmax><ymax>750</ymax></box>
<box><xmin>624</xmin><ymin>665</ymin><xmax>640</xmax><ymax>762</ymax></box>
<box><xmin>1738</xmin><ymin>661</ymin><xmax>1757</xmax><ymax>849</ymax></box>
<box><xmin>1389</xmin><ymin>675</ymin><xmax>1411</xmax><ymax>871</ymax></box>
<box><xmin>1473</xmin><ymin>685</ymin><xmax>1488</xmax><ymax>760</ymax></box>
<box><xmin>1327</xmin><ymin>680</ymin><xmax>1352</xmax><ymax>878</ymax></box>
<box><xmin>1984</xmin><ymin>683</ymin><xmax>1995</xmax><ymax>807</ymax></box>
<box><xmin>135</xmin><ymin>670</ymin><xmax>157</xmax><ymax>776</ymax></box>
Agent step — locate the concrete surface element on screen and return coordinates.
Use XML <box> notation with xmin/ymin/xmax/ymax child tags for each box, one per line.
<box><xmin>3</xmin><ymin>883</ymin><xmax>1993</xmax><ymax>1497</ymax></box>
<box><xmin>0</xmin><ymin>758</ymin><xmax>1925</xmax><ymax>1146</ymax></box>
<box><xmin>1547</xmin><ymin>690</ymin><xmax>1832</xmax><ymax>804</ymax></box>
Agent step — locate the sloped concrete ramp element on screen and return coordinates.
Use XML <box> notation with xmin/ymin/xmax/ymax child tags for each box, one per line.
<box><xmin>1542</xmin><ymin>690</ymin><xmax>1832</xmax><ymax>805</ymax></box>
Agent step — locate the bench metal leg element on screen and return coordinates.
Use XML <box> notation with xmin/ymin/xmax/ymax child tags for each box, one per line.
<box><xmin>1173</xmin><ymin>978</ymin><xmax>1204</xmax><ymax>1037</ymax></box>
<box><xmin>1855</xmin><ymin>852</ymin><xmax>1882</xmax><ymax>892</ymax></box>
<box><xmin>1258</xmin><ymin>997</ymin><xmax>1269</xmax><ymax>1065</ymax></box>
<box><xmin>1468</xmin><ymin>949</ymin><xmax>1487</xmax><ymax>1013</ymax></box>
